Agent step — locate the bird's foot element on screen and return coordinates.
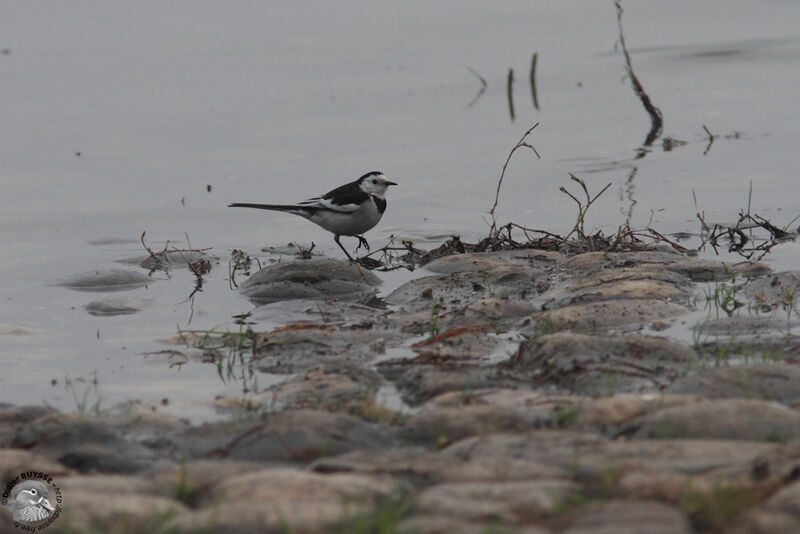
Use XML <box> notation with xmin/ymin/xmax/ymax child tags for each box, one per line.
<box><xmin>355</xmin><ymin>236</ymin><xmax>370</xmax><ymax>253</ymax></box>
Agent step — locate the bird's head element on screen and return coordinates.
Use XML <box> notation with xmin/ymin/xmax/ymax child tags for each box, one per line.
<box><xmin>358</xmin><ymin>171</ymin><xmax>397</xmax><ymax>198</ymax></box>
<box><xmin>12</xmin><ymin>481</ymin><xmax>52</xmax><ymax>509</ymax></box>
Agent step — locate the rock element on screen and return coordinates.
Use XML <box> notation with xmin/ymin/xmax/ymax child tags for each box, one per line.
<box><xmin>250</xmin><ymin>298</ymin><xmax>386</xmax><ymax>325</ymax></box>
<box><xmin>562</xmin><ymin>500</ymin><xmax>692</xmax><ymax>534</ymax></box>
<box><xmin>415</xmin><ymin>479</ymin><xmax>576</xmax><ymax>522</ymax></box>
<box><xmin>8</xmin><ymin>412</ymin><xmax>163</xmax><ymax>473</ymax></box>
<box><xmin>577</xmin><ymin>393</ymin><xmax>704</xmax><ymax>427</ymax></box>
<box><xmin>423</xmin><ymin>250</ymin><xmax>560</xmax><ymax>275</ymax></box>
<box><xmin>398</xmin><ymin>515</ymin><xmax>553</xmax><ymax>534</ymax></box>
<box><xmin>667</xmin><ymin>364</ymin><xmax>800</xmax><ymax>406</ymax></box>
<box><xmin>543</xmin><ymin>266</ymin><xmax>693</xmax><ymax>311</ymax></box>
<box><xmin>83</xmin><ymin>296</ymin><xmax>153</xmax><ymax>316</ymax></box>
<box><xmin>311</xmin><ymin>447</ymin><xmax>563</xmax><ymax>483</ymax></box>
<box><xmin>562</xmin><ymin>251</ymin><xmax>769</xmax><ymax>282</ymax></box>
<box><xmin>742</xmin><ymin>271</ymin><xmax>800</xmax><ymax>306</ymax></box>
<box><xmin>389</xmin><ymin>298</ymin><xmax>534</xmax><ymax>336</ymax></box>
<box><xmin>146</xmin><ymin>459</ymin><xmax>268</xmax><ymax>503</ymax></box>
<box><xmin>732</xmin><ymin>481</ymin><xmax>800</xmax><ymax>534</ymax></box>
<box><xmin>58</xmin><ymin>473</ymin><xmax>166</xmax><ymax>497</ymax></box>
<box><xmin>239</xmin><ymin>259</ymin><xmax>380</xmax><ymax>304</ymax></box>
<box><xmin>387</xmin><ymin>260</ymin><xmax>544</xmax><ymax>312</ymax></box>
<box><xmin>402</xmin><ymin>405</ymin><xmax>540</xmax><ymax>448</ymax></box>
<box><xmin>506</xmin><ymin>333</ymin><xmax>697</xmax><ymax>395</ymax></box>
<box><xmin>627</xmin><ymin>399</ymin><xmax>800</xmax><ymax>442</ymax></box>
<box><xmin>397</xmin><ymin>515</ymin><xmax>553</xmax><ymax>534</ymax></box>
<box><xmin>529</xmin><ymin>299</ymin><xmax>690</xmax><ymax>333</ymax></box>
<box><xmin>59</xmin><ymin>485</ymin><xmax>190</xmax><ymax>532</ymax></box>
<box><xmin>410</xmin><ymin>324</ymin><xmax>513</xmax><ymax>362</ymax></box>
<box><xmin>0</xmin><ymin>449</ymin><xmax>71</xmax><ymax>482</ymax></box>
<box><xmin>170</xmin><ymin>410</ymin><xmax>394</xmax><ymax>463</ymax></box>
<box><xmin>0</xmin><ymin>405</ymin><xmax>56</xmax><ymax>427</ymax></box>
<box><xmin>183</xmin><ymin>467</ymin><xmax>403</xmax><ymax>531</ymax></box>
<box><xmin>56</xmin><ymin>269</ymin><xmax>152</xmax><ymax>292</ymax></box>
<box><xmin>378</xmin><ymin>364</ymin><xmax>512</xmax><ymax>406</ymax></box>
<box><xmin>252</xmin><ymin>323</ymin><xmax>400</xmax><ymax>374</ymax></box>
<box><xmin>425</xmin><ymin>388</ymin><xmax>581</xmax><ymax>412</ymax></box>
<box><xmin>443</xmin><ymin>431</ymin><xmax>788</xmax><ymax>478</ymax></box>
<box><xmin>251</xmin><ymin>362</ymin><xmax>383</xmax><ymax>411</ymax></box>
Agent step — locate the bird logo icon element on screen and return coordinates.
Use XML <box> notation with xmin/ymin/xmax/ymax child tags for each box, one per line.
<box><xmin>6</xmin><ymin>480</ymin><xmax>56</xmax><ymax>523</ymax></box>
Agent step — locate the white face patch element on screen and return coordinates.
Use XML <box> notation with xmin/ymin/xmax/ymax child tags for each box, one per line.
<box><xmin>359</xmin><ymin>173</ymin><xmax>394</xmax><ymax>198</ymax></box>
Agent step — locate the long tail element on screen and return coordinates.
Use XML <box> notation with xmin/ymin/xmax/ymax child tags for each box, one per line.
<box><xmin>229</xmin><ymin>202</ymin><xmax>303</xmax><ymax>211</ymax></box>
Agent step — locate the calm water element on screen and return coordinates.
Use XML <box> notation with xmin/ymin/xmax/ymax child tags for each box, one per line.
<box><xmin>2</xmin><ymin>1</ymin><xmax>800</xmax><ymax>420</ymax></box>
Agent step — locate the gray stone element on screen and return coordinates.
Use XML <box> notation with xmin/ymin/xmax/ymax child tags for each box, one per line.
<box><xmin>506</xmin><ymin>333</ymin><xmax>697</xmax><ymax>395</ymax></box>
<box><xmin>397</xmin><ymin>515</ymin><xmax>553</xmax><ymax>534</ymax></box>
<box><xmin>311</xmin><ymin>447</ymin><xmax>563</xmax><ymax>483</ymax></box>
<box><xmin>402</xmin><ymin>405</ymin><xmax>542</xmax><ymax>448</ymax></box>
<box><xmin>742</xmin><ymin>271</ymin><xmax>800</xmax><ymax>306</ymax></box>
<box><xmin>415</xmin><ymin>479</ymin><xmax>576</xmax><ymax>522</ymax></box>
<box><xmin>387</xmin><ymin>260</ymin><xmax>545</xmax><ymax>312</ymax></box>
<box><xmin>0</xmin><ymin>449</ymin><xmax>71</xmax><ymax>483</ymax></box>
<box><xmin>443</xmin><ymin>431</ymin><xmax>791</xmax><ymax>478</ymax></box>
<box><xmin>8</xmin><ymin>412</ymin><xmax>163</xmax><ymax>473</ymax></box>
<box><xmin>667</xmin><ymin>364</ymin><xmax>800</xmax><ymax>405</ymax></box>
<box><xmin>530</xmin><ymin>299</ymin><xmax>690</xmax><ymax>333</ymax></box>
<box><xmin>628</xmin><ymin>398</ymin><xmax>800</xmax><ymax>442</ymax></box>
<box><xmin>563</xmin><ymin>500</ymin><xmax>692</xmax><ymax>534</ymax></box>
<box><xmin>250</xmin><ymin>298</ymin><xmax>386</xmax><ymax>325</ymax></box>
<box><xmin>732</xmin><ymin>481</ymin><xmax>800</xmax><ymax>534</ymax></box>
<box><xmin>561</xmin><ymin>251</ymin><xmax>769</xmax><ymax>282</ymax></box>
<box><xmin>170</xmin><ymin>409</ymin><xmax>394</xmax><ymax>463</ymax></box>
<box><xmin>252</xmin><ymin>323</ymin><xmax>399</xmax><ymax>374</ymax></box>
<box><xmin>423</xmin><ymin>251</ymin><xmax>557</xmax><ymax>275</ymax></box>
<box><xmin>251</xmin><ymin>362</ymin><xmax>383</xmax><ymax>411</ymax></box>
<box><xmin>181</xmin><ymin>467</ymin><xmax>403</xmax><ymax>532</ymax></box>
<box><xmin>378</xmin><ymin>363</ymin><xmax>513</xmax><ymax>406</ymax></box>
<box><xmin>240</xmin><ymin>259</ymin><xmax>380</xmax><ymax>304</ymax></box>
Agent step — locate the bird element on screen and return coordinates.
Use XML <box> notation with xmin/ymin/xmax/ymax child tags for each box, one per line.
<box><xmin>229</xmin><ymin>171</ymin><xmax>397</xmax><ymax>260</ymax></box>
<box><xmin>7</xmin><ymin>480</ymin><xmax>56</xmax><ymax>522</ymax></box>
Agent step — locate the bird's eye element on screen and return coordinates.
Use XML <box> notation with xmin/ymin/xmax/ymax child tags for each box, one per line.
<box><xmin>30</xmin><ymin>489</ymin><xmax>37</xmax><ymax>495</ymax></box>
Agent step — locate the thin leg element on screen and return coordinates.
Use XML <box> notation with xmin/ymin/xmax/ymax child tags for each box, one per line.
<box><xmin>355</xmin><ymin>235</ymin><xmax>370</xmax><ymax>252</ymax></box>
<box><xmin>334</xmin><ymin>235</ymin><xmax>354</xmax><ymax>261</ymax></box>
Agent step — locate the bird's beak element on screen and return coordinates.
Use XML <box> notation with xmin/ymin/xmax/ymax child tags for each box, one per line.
<box><xmin>384</xmin><ymin>180</ymin><xmax>398</xmax><ymax>186</ymax></box>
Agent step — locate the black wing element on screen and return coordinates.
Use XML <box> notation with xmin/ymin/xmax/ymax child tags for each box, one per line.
<box><xmin>320</xmin><ymin>179</ymin><xmax>370</xmax><ymax>207</ymax></box>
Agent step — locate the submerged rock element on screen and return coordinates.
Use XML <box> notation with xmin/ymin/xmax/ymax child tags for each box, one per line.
<box><xmin>83</xmin><ymin>296</ymin><xmax>153</xmax><ymax>316</ymax></box>
<box><xmin>56</xmin><ymin>269</ymin><xmax>152</xmax><ymax>292</ymax></box>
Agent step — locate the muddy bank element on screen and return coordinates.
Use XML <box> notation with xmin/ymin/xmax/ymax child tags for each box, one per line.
<box><xmin>7</xmin><ymin>246</ymin><xmax>800</xmax><ymax>533</ymax></box>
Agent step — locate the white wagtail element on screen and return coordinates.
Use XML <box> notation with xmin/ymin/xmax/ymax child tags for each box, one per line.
<box><xmin>229</xmin><ymin>171</ymin><xmax>397</xmax><ymax>260</ymax></box>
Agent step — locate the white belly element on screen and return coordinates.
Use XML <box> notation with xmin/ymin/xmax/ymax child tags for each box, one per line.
<box><xmin>307</xmin><ymin>200</ymin><xmax>383</xmax><ymax>236</ymax></box>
